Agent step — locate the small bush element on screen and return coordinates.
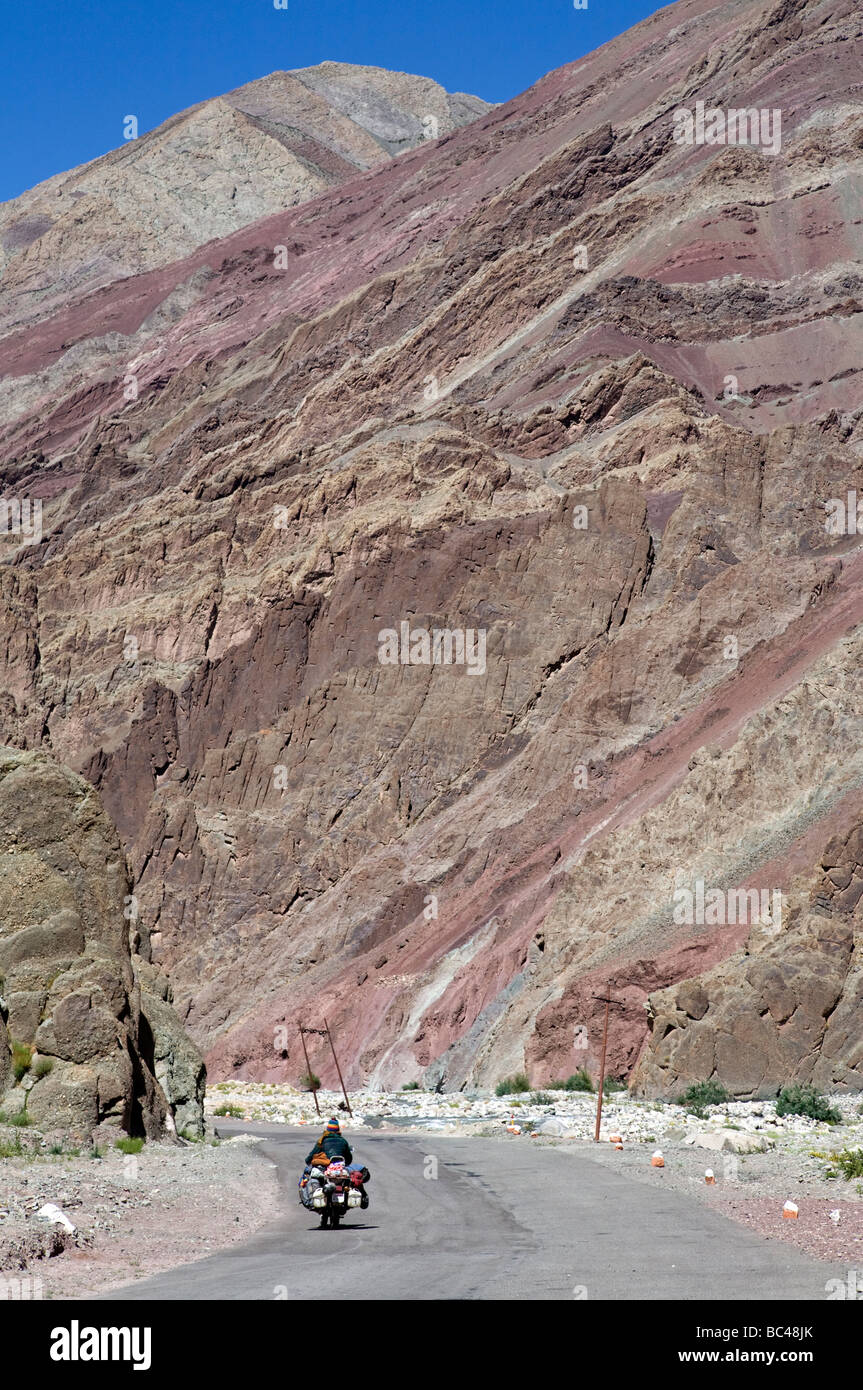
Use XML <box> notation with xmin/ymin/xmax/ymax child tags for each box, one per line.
<box><xmin>11</xmin><ymin>1041</ymin><xmax>33</xmax><ymax>1082</ymax></box>
<box><xmin>8</xmin><ymin>1111</ymin><xmax>31</xmax><ymax>1127</ymax></box>
<box><xmin>564</xmin><ymin>1069</ymin><xmax>594</xmax><ymax>1094</ymax></box>
<box><xmin>832</xmin><ymin>1148</ymin><xmax>863</xmax><ymax>1180</ymax></box>
<box><xmin>299</xmin><ymin>1071</ymin><xmax>321</xmax><ymax>1092</ymax></box>
<box><xmin>32</xmin><ymin>1057</ymin><xmax>54</xmax><ymax>1080</ymax></box>
<box><xmin>0</xmin><ymin>1134</ymin><xmax>24</xmax><ymax>1158</ymax></box>
<box><xmin>495</xmin><ymin>1073</ymin><xmax>531</xmax><ymax>1097</ymax></box>
<box><xmin>679</xmin><ymin>1080</ymin><xmax>730</xmax><ymax>1116</ymax></box>
<box><xmin>401</xmin><ymin>1081</ymin><xmax>421</xmax><ymax>1091</ymax></box>
<box><xmin>603</xmin><ymin>1076</ymin><xmax>627</xmax><ymax>1095</ymax></box>
<box><xmin>531</xmin><ymin>1092</ymin><xmax>552</xmax><ymax>1106</ymax></box>
<box><xmin>213</xmin><ymin>1103</ymin><xmax>244</xmax><ymax>1118</ymax></box>
<box><xmin>775</xmin><ymin>1084</ymin><xmax>841</xmax><ymax>1124</ymax></box>
<box><xmin>115</xmin><ymin>1137</ymin><xmax>144</xmax><ymax>1155</ymax></box>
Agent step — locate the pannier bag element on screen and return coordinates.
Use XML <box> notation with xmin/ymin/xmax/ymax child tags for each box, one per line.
<box><xmin>299</xmin><ymin>1164</ymin><xmax>325</xmax><ymax>1208</ymax></box>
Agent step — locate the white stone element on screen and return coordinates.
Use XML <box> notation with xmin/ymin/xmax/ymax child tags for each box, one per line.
<box><xmin>37</xmin><ymin>1203</ymin><xmax>76</xmax><ymax>1235</ymax></box>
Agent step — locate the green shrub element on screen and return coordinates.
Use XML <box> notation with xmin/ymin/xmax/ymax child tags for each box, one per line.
<box><xmin>775</xmin><ymin>1084</ymin><xmax>841</xmax><ymax>1124</ymax></box>
<box><xmin>115</xmin><ymin>1137</ymin><xmax>144</xmax><ymax>1155</ymax></box>
<box><xmin>213</xmin><ymin>1103</ymin><xmax>244</xmax><ymax>1118</ymax></box>
<box><xmin>832</xmin><ymin>1148</ymin><xmax>863</xmax><ymax>1180</ymax></box>
<box><xmin>603</xmin><ymin>1076</ymin><xmax>627</xmax><ymax>1094</ymax></box>
<box><xmin>32</xmin><ymin>1057</ymin><xmax>54</xmax><ymax>1080</ymax></box>
<box><xmin>495</xmin><ymin>1073</ymin><xmax>531</xmax><ymax>1096</ymax></box>
<box><xmin>299</xmin><ymin>1071</ymin><xmax>321</xmax><ymax>1092</ymax></box>
<box><xmin>11</xmin><ymin>1041</ymin><xmax>33</xmax><ymax>1082</ymax></box>
<box><xmin>0</xmin><ymin>1134</ymin><xmax>23</xmax><ymax>1158</ymax></box>
<box><xmin>44</xmin><ymin>1140</ymin><xmax>80</xmax><ymax>1157</ymax></box>
<box><xmin>531</xmin><ymin>1092</ymin><xmax>552</xmax><ymax>1106</ymax></box>
<box><xmin>401</xmin><ymin>1081</ymin><xmax>421</xmax><ymax>1091</ymax></box>
<box><xmin>8</xmin><ymin>1111</ymin><xmax>31</xmax><ymax>1127</ymax></box>
<box><xmin>563</xmin><ymin>1069</ymin><xmax>594</xmax><ymax>1093</ymax></box>
<box><xmin>679</xmin><ymin>1080</ymin><xmax>730</xmax><ymax>1116</ymax></box>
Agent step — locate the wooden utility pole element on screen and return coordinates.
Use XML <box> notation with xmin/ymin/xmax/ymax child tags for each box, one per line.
<box><xmin>592</xmin><ymin>987</ymin><xmax>625</xmax><ymax>1142</ymax></box>
<box><xmin>298</xmin><ymin>1024</ymin><xmax>321</xmax><ymax>1116</ymax></box>
<box><xmin>324</xmin><ymin>1017</ymin><xmax>353</xmax><ymax>1117</ymax></box>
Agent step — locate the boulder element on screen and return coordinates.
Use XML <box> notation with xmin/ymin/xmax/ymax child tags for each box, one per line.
<box><xmin>37</xmin><ymin>1204</ymin><xmax>76</xmax><ymax>1235</ymax></box>
<box><xmin>725</xmin><ymin>1132</ymin><xmax>773</xmax><ymax>1154</ymax></box>
<box><xmin>689</xmin><ymin>1129</ymin><xmax>772</xmax><ymax>1154</ymax></box>
<box><xmin>537</xmin><ymin>1117</ymin><xmax>574</xmax><ymax>1137</ymax></box>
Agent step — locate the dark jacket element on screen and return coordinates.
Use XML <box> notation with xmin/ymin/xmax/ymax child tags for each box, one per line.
<box><xmin>306</xmin><ymin>1131</ymin><xmax>353</xmax><ymax>1165</ymax></box>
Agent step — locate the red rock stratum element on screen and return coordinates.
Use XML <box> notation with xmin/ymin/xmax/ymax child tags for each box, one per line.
<box><xmin>1</xmin><ymin>0</ymin><xmax>861</xmax><ymax>1098</ymax></box>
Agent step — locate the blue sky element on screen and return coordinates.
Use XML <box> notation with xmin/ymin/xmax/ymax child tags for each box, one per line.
<box><xmin>1</xmin><ymin>0</ymin><xmax>669</xmax><ymax>203</ymax></box>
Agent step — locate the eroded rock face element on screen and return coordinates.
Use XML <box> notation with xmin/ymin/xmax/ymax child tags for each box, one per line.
<box><xmin>0</xmin><ymin>747</ymin><xmax>203</xmax><ymax>1137</ymax></box>
<box><xmin>134</xmin><ymin>958</ymin><xmax>207</xmax><ymax>1139</ymax></box>
<box><xmin>633</xmin><ymin>822</ymin><xmax>863</xmax><ymax>1098</ymax></box>
<box><xmin>0</xmin><ymin>0</ymin><xmax>862</xmax><ymax>1095</ymax></box>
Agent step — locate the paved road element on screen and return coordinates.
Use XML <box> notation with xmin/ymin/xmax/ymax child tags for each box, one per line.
<box><xmin>104</xmin><ymin>1124</ymin><xmax>842</xmax><ymax>1300</ymax></box>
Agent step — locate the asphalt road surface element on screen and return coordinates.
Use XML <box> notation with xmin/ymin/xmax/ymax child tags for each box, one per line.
<box><xmin>104</xmin><ymin>1124</ymin><xmax>842</xmax><ymax>1301</ymax></box>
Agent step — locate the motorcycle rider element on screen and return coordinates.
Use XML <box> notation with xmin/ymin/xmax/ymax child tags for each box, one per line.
<box><xmin>305</xmin><ymin>1117</ymin><xmax>353</xmax><ymax>1166</ymax></box>
<box><xmin>301</xmin><ymin>1118</ymin><xmax>368</xmax><ymax>1209</ymax></box>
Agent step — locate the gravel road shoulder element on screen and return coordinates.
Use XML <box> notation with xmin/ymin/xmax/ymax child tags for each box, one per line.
<box><xmin>0</xmin><ymin>1132</ymin><xmax>279</xmax><ymax>1299</ymax></box>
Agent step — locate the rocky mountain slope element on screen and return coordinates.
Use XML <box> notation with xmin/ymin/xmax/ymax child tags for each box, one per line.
<box><xmin>0</xmin><ymin>747</ymin><xmax>204</xmax><ymax>1138</ymax></box>
<box><xmin>0</xmin><ymin>0</ymin><xmax>861</xmax><ymax>1099</ymax></box>
<box><xmin>0</xmin><ymin>63</ymin><xmax>490</xmax><ymax>334</ymax></box>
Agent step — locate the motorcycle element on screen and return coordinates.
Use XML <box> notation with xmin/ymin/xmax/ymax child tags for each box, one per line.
<box><xmin>300</xmin><ymin>1159</ymin><xmax>367</xmax><ymax>1228</ymax></box>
